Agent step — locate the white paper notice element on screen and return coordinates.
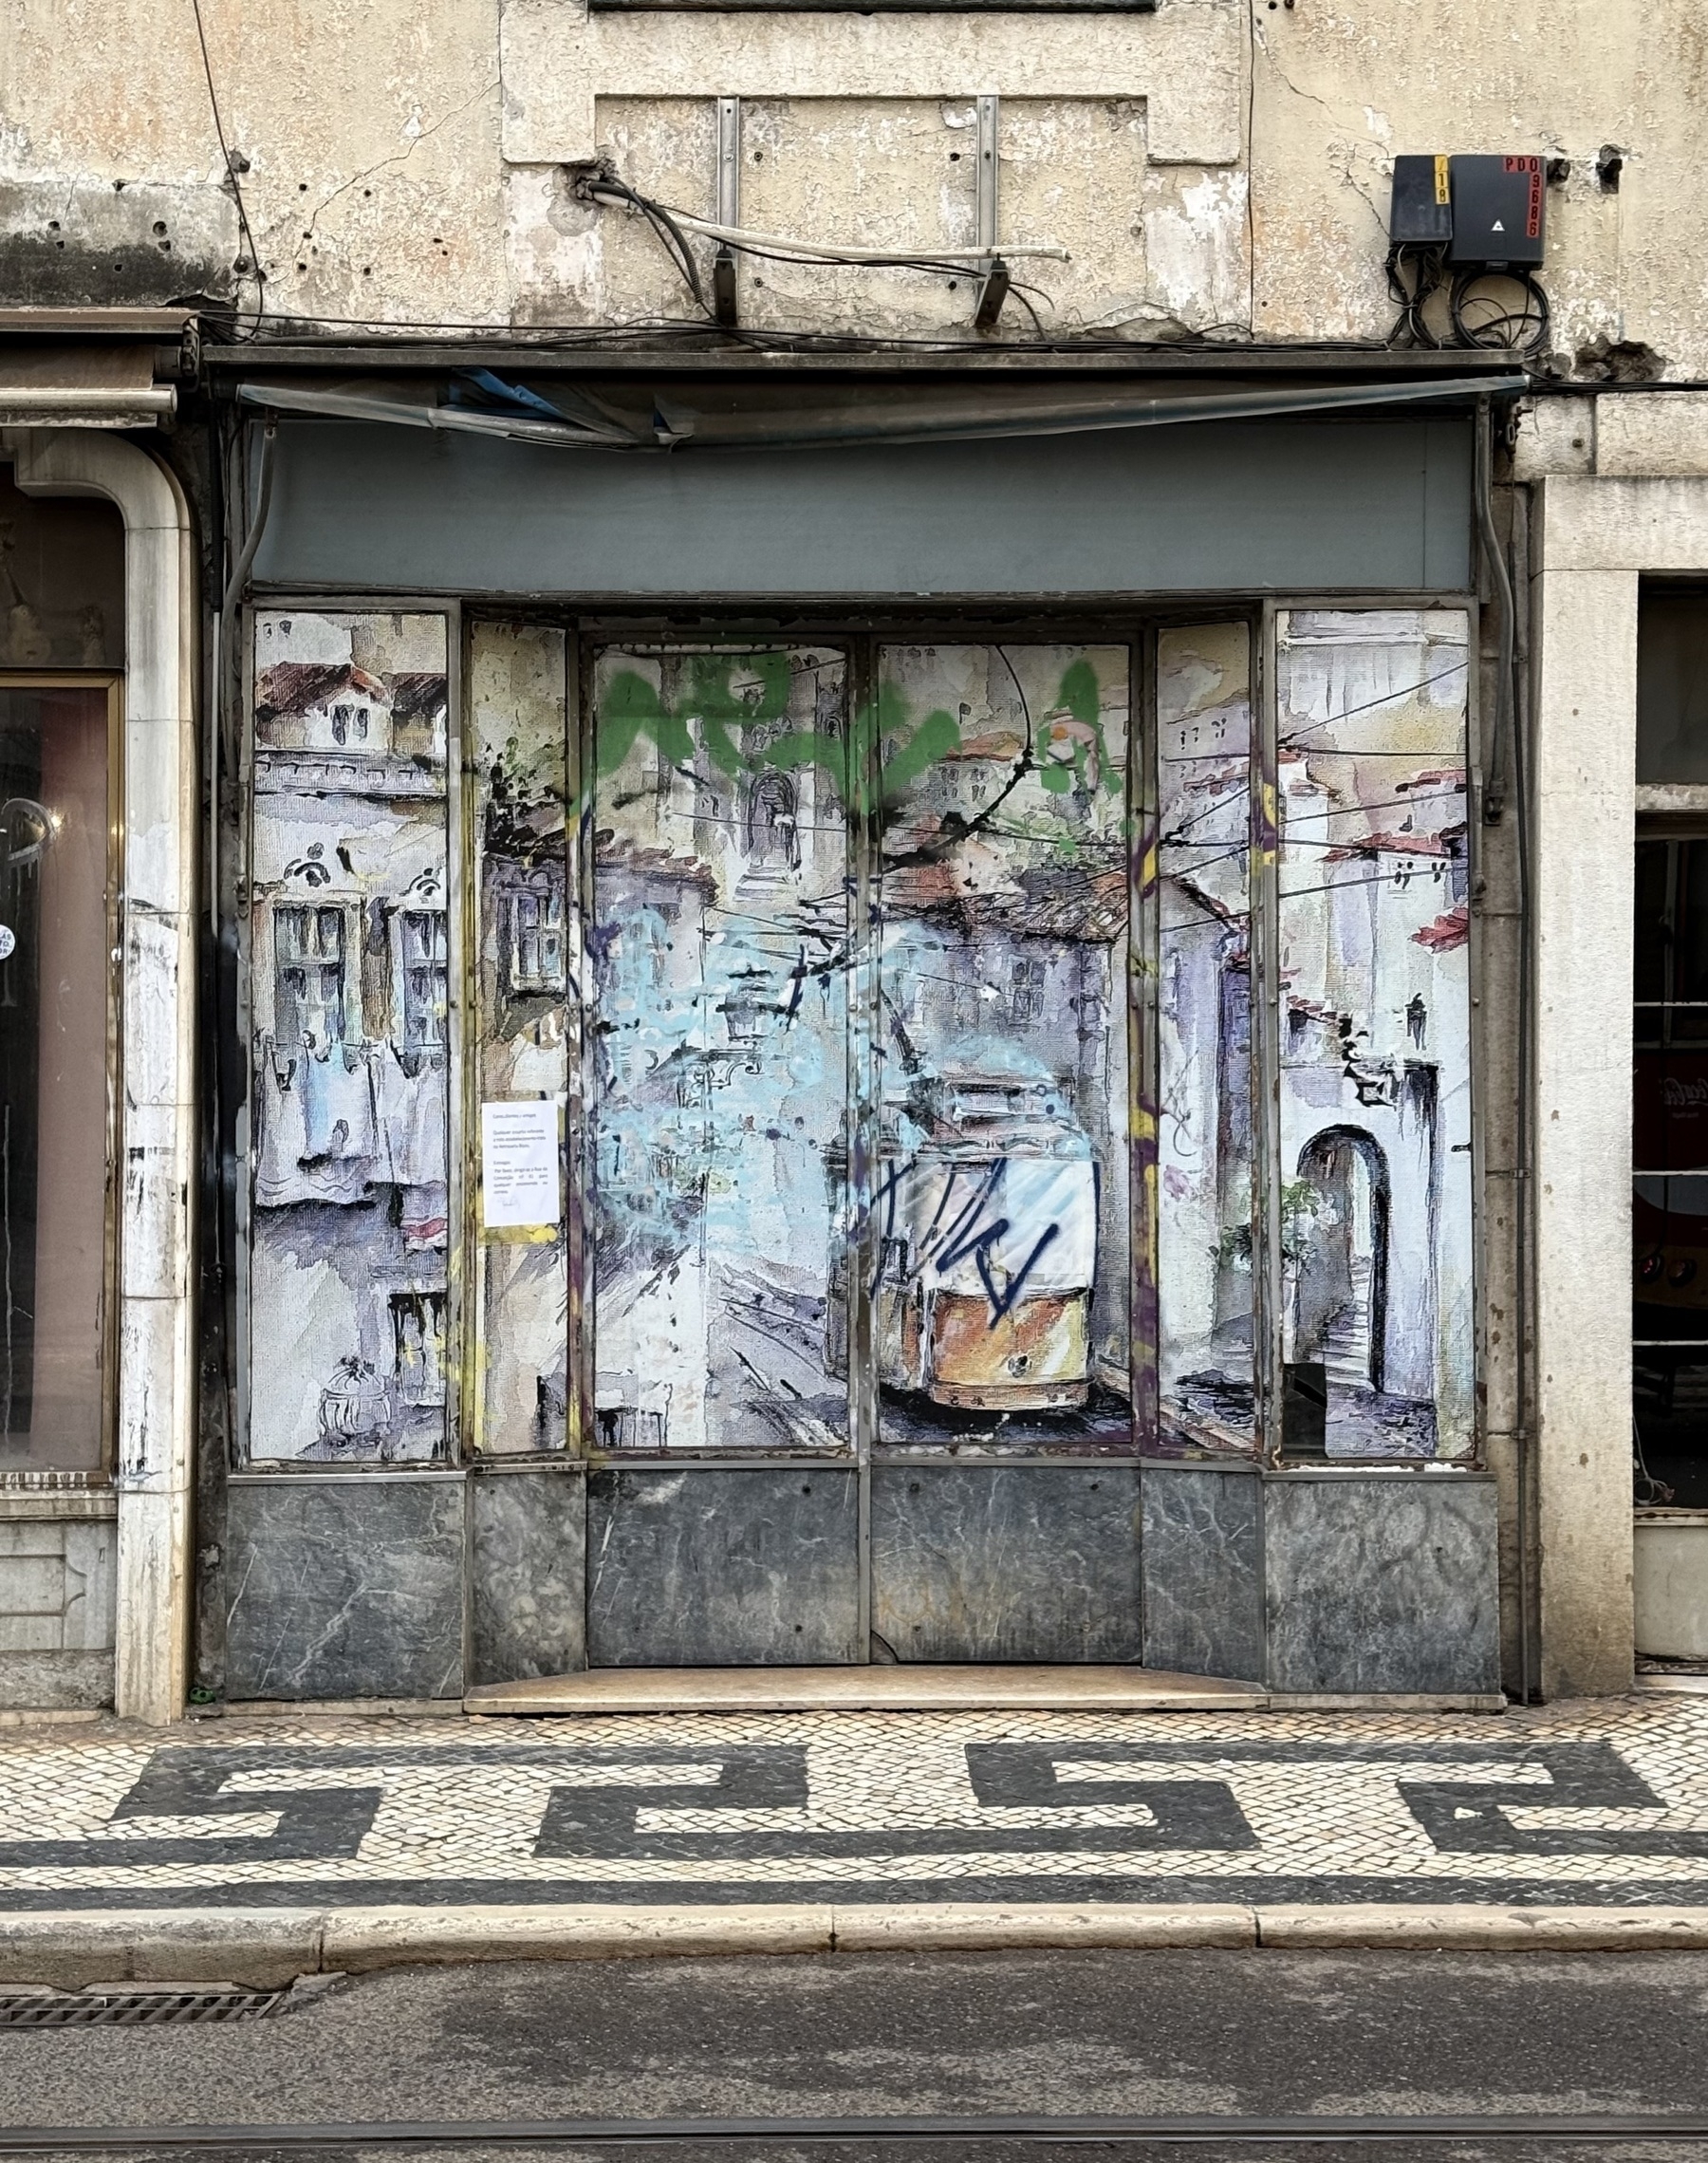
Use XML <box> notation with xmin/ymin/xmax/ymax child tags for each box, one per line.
<box><xmin>481</xmin><ymin>1100</ymin><xmax>561</xmax><ymax>1229</ymax></box>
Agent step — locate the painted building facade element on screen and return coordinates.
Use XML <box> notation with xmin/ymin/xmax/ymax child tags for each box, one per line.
<box><xmin>0</xmin><ymin>0</ymin><xmax>1701</xmax><ymax>1713</ymax></box>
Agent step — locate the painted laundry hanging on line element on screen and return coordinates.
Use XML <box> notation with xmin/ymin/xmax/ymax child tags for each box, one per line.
<box><xmin>247</xmin><ymin>609</ymin><xmax>453</xmax><ymax>1463</ymax></box>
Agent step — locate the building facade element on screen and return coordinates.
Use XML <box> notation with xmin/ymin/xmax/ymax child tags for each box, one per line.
<box><xmin>0</xmin><ymin>0</ymin><xmax>1701</xmax><ymax>1715</ymax></box>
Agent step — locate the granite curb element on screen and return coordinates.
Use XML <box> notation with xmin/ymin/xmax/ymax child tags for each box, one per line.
<box><xmin>8</xmin><ymin>1902</ymin><xmax>1708</xmax><ymax>1985</ymax></box>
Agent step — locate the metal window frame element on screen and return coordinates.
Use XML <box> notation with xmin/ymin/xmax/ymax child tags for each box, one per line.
<box><xmin>228</xmin><ymin>595</ymin><xmax>1489</xmax><ymax>1482</ymax></box>
<box><xmin>235</xmin><ymin>597</ymin><xmax>466</xmax><ymax>1475</ymax></box>
<box><xmin>0</xmin><ymin>670</ymin><xmax>123</xmax><ymax>1485</ymax></box>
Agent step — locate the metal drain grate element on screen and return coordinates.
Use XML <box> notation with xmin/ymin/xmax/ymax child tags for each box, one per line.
<box><xmin>0</xmin><ymin>1986</ymin><xmax>287</xmax><ymax>2027</ymax></box>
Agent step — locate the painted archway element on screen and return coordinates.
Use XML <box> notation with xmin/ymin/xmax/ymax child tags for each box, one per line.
<box><xmin>1292</xmin><ymin>1125</ymin><xmax>1392</xmax><ymax>1396</ymax></box>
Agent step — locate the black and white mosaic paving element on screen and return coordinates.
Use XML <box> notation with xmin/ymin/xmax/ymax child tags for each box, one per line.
<box><xmin>4</xmin><ymin>1700</ymin><xmax>1708</xmax><ymax>1910</ymax></box>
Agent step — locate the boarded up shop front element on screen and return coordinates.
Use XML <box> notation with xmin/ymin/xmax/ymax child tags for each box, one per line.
<box><xmin>215</xmin><ymin>383</ymin><xmax>1505</xmax><ymax>1702</ymax></box>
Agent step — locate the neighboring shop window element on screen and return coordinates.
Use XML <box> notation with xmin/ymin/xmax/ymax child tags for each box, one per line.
<box><xmin>247</xmin><ymin>612</ymin><xmax>454</xmax><ymax>1463</ymax></box>
<box><xmin>1632</xmin><ymin>834</ymin><xmax>1708</xmax><ymax>1504</ymax></box>
<box><xmin>0</xmin><ymin>684</ymin><xmax>114</xmax><ymax>1474</ymax></box>
<box><xmin>1634</xmin><ymin>583</ymin><xmax>1708</xmax><ymax>1505</ymax></box>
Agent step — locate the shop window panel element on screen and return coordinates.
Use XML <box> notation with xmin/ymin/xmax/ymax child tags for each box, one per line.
<box><xmin>470</xmin><ymin>622</ymin><xmax>571</xmax><ymax>1456</ymax></box>
<box><xmin>874</xmin><ymin>643</ymin><xmax>1131</xmax><ymax>1454</ymax></box>
<box><xmin>248</xmin><ymin>610</ymin><xmax>452</xmax><ymax>1464</ymax></box>
<box><xmin>590</xmin><ymin>646</ymin><xmax>851</xmax><ymax>1454</ymax></box>
<box><xmin>0</xmin><ymin>687</ymin><xmax>111</xmax><ymax>1471</ymax></box>
<box><xmin>1638</xmin><ymin>588</ymin><xmax>1708</xmax><ymax>786</ymax></box>
<box><xmin>1273</xmin><ymin>609</ymin><xmax>1474</xmax><ymax>1461</ymax></box>
<box><xmin>1634</xmin><ymin>1176</ymin><xmax>1708</xmax><ymax>1508</ymax></box>
<box><xmin>1156</xmin><ymin>625</ymin><xmax>1255</xmax><ymax>1454</ymax></box>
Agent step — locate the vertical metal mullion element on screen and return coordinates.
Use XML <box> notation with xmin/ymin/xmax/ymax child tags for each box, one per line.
<box><xmin>848</xmin><ymin>634</ymin><xmax>880</xmax><ymax>1658</ymax></box>
<box><xmin>1131</xmin><ymin>631</ymin><xmax>1159</xmax><ymax>1450</ymax></box>
<box><xmin>566</xmin><ymin>631</ymin><xmax>590</xmax><ymax>1461</ymax></box>
<box><xmin>232</xmin><ymin>599</ymin><xmax>256</xmax><ymax>1470</ymax></box>
<box><xmin>443</xmin><ymin>602</ymin><xmax>468</xmax><ymax>1466</ymax></box>
<box><xmin>1252</xmin><ymin>604</ymin><xmax>1283</xmax><ymax>1466</ymax></box>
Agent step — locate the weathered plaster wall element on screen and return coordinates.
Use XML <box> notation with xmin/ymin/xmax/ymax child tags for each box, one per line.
<box><xmin>1250</xmin><ymin>3</ymin><xmax>1708</xmax><ymax>376</ymax></box>
<box><xmin>1</xmin><ymin>0</ymin><xmax>505</xmax><ymax>323</ymax></box>
<box><xmin>5</xmin><ymin>0</ymin><xmax>1703</xmax><ymax>371</ymax></box>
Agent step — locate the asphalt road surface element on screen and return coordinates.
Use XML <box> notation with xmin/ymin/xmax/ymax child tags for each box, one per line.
<box><xmin>1</xmin><ymin>1949</ymin><xmax>1707</xmax><ymax>2161</ymax></box>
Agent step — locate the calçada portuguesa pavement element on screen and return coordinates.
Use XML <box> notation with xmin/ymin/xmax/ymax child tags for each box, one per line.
<box><xmin>7</xmin><ymin>1685</ymin><xmax>1708</xmax><ymax>1981</ymax></box>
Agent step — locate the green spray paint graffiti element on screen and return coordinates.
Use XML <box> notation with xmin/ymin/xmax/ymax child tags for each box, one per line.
<box><xmin>590</xmin><ymin>652</ymin><xmax>1119</xmax><ymax>837</ymax></box>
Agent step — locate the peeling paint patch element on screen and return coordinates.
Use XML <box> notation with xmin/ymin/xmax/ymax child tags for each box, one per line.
<box><xmin>0</xmin><ymin>179</ymin><xmax>238</xmax><ymax>306</ymax></box>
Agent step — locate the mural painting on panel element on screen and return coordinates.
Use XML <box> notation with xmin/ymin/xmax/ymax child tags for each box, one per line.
<box><xmin>1156</xmin><ymin>625</ymin><xmax>1255</xmax><ymax>1453</ymax></box>
<box><xmin>1273</xmin><ymin>609</ymin><xmax>1475</xmax><ymax>1458</ymax></box>
<box><xmin>874</xmin><ymin>645</ymin><xmax>1132</xmax><ymax>1453</ymax></box>
<box><xmin>590</xmin><ymin>647</ymin><xmax>852</xmax><ymax>1453</ymax></box>
<box><xmin>471</xmin><ymin>622</ymin><xmax>571</xmax><ymax>1454</ymax></box>
<box><xmin>248</xmin><ymin>611</ymin><xmax>453</xmax><ymax>1462</ymax></box>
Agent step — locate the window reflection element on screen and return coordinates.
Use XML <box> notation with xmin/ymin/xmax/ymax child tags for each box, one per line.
<box><xmin>0</xmin><ymin>686</ymin><xmax>110</xmax><ymax>1472</ymax></box>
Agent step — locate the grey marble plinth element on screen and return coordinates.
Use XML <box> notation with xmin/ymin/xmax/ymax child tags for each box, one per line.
<box><xmin>871</xmin><ymin>1464</ymin><xmax>1142</xmax><ymax>1663</ymax></box>
<box><xmin>586</xmin><ymin>1466</ymin><xmax>861</xmax><ymax>1666</ymax></box>
<box><xmin>1141</xmin><ymin>1464</ymin><xmax>1264</xmax><ymax>1683</ymax></box>
<box><xmin>1263</xmin><ymin>1474</ymin><xmax>1501</xmax><ymax>1694</ymax></box>
<box><xmin>225</xmin><ymin>1478</ymin><xmax>465</xmax><ymax>1701</ymax></box>
<box><xmin>471</xmin><ymin>1468</ymin><xmax>586</xmax><ymax>1686</ymax></box>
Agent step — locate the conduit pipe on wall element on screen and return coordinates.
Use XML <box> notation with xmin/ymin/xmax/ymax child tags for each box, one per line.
<box><xmin>1476</xmin><ymin>398</ymin><xmax>1517</xmax><ymax>825</ymax></box>
<box><xmin>233</xmin><ymin>372</ymin><xmax>1529</xmax><ymax>453</ymax></box>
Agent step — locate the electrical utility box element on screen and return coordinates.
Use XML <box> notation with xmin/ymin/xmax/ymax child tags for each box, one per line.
<box><xmin>1449</xmin><ymin>155</ymin><xmax>1546</xmax><ymax>266</ymax></box>
<box><xmin>1389</xmin><ymin>155</ymin><xmax>1453</xmax><ymax>245</ymax></box>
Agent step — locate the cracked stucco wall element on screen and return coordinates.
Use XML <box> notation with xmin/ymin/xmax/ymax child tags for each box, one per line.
<box><xmin>1250</xmin><ymin>2</ymin><xmax>1708</xmax><ymax>375</ymax></box>
<box><xmin>3</xmin><ymin>0</ymin><xmax>1701</xmax><ymax>369</ymax></box>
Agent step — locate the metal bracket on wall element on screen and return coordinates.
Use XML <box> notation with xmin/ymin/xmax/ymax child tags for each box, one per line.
<box><xmin>715</xmin><ymin>98</ymin><xmax>741</xmax><ymax>329</ymax></box>
<box><xmin>972</xmin><ymin>93</ymin><xmax>1011</xmax><ymax>332</ymax></box>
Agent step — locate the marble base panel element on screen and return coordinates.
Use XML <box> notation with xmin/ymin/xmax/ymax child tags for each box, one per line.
<box><xmin>1262</xmin><ymin>1473</ymin><xmax>1502</xmax><ymax>1695</ymax></box>
<box><xmin>225</xmin><ymin>1478</ymin><xmax>466</xmax><ymax>1701</ymax></box>
<box><xmin>586</xmin><ymin>1467</ymin><xmax>861</xmax><ymax>1667</ymax></box>
<box><xmin>0</xmin><ymin>1649</ymin><xmax>114</xmax><ymax>1709</ymax></box>
<box><xmin>1140</xmin><ymin>1464</ymin><xmax>1265</xmax><ymax>1683</ymax></box>
<box><xmin>470</xmin><ymin>1468</ymin><xmax>587</xmax><ymax>1686</ymax></box>
<box><xmin>871</xmin><ymin>1464</ymin><xmax>1142</xmax><ymax>1663</ymax></box>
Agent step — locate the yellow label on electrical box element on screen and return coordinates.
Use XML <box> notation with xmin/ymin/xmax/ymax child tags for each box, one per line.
<box><xmin>1434</xmin><ymin>155</ymin><xmax>1450</xmax><ymax>205</ymax></box>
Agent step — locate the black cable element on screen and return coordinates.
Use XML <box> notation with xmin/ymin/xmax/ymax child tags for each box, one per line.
<box><xmin>188</xmin><ymin>0</ymin><xmax>265</xmax><ymax>332</ymax></box>
<box><xmin>1385</xmin><ymin>244</ymin><xmax>1446</xmax><ymax>349</ymax></box>
<box><xmin>1450</xmin><ymin>267</ymin><xmax>1550</xmax><ymax>356</ymax></box>
<box><xmin>591</xmin><ymin>177</ymin><xmax>715</xmax><ymax>320</ymax></box>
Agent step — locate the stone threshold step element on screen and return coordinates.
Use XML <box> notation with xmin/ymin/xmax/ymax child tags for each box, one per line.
<box><xmin>465</xmin><ymin>1666</ymin><xmax>1268</xmax><ymax>1716</ymax></box>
